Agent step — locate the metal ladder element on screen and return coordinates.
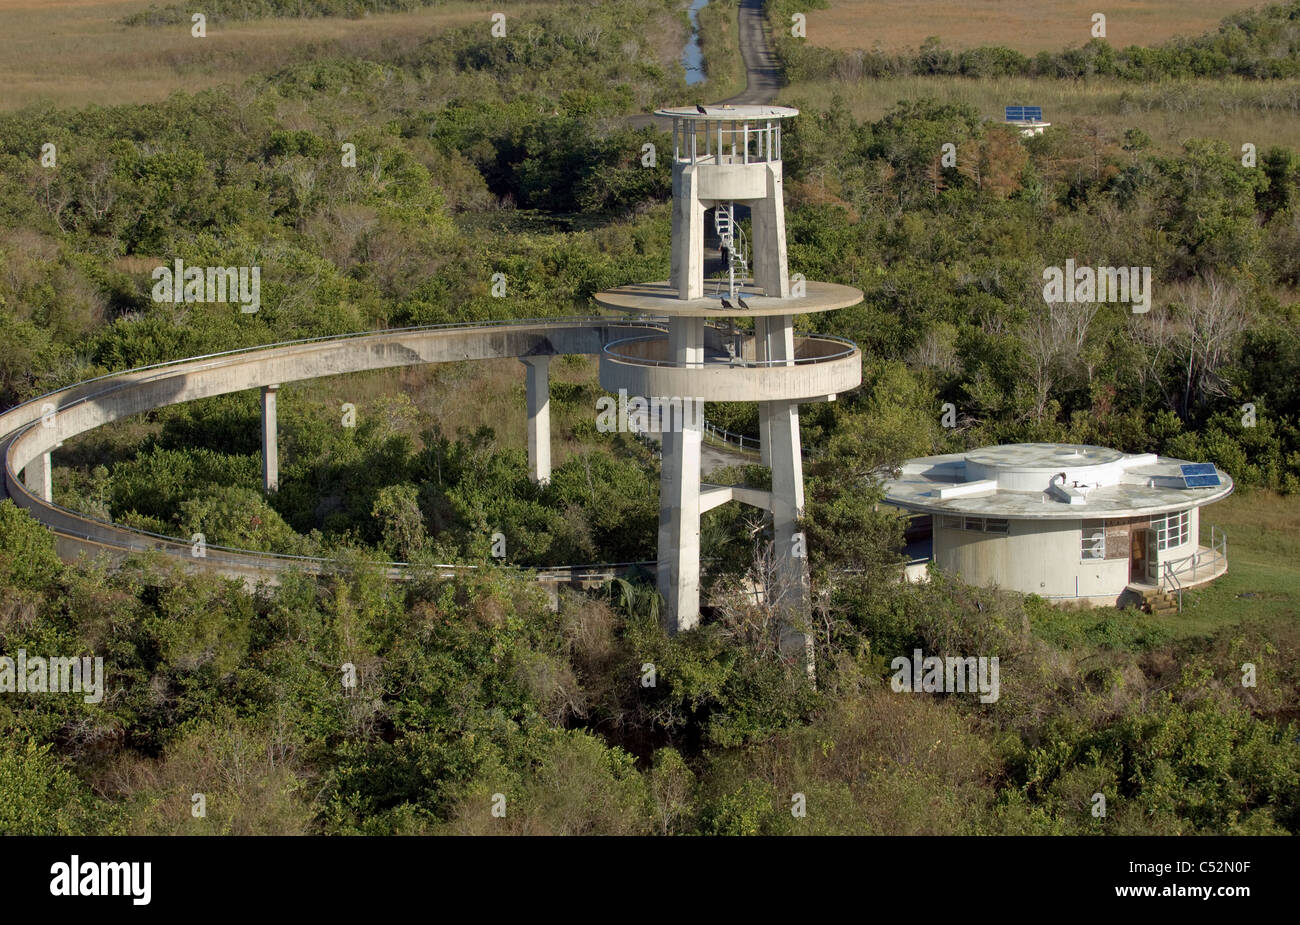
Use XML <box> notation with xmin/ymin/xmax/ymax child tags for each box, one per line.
<box><xmin>713</xmin><ymin>204</ymin><xmax>748</xmax><ymax>297</ymax></box>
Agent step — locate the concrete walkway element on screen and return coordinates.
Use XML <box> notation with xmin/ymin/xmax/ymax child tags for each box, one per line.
<box><xmin>0</xmin><ymin>318</ymin><xmax>667</xmax><ymax>588</ymax></box>
<box><xmin>640</xmin><ymin>428</ymin><xmax>754</xmax><ymax>475</ymax></box>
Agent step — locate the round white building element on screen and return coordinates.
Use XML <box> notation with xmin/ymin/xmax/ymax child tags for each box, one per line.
<box><xmin>883</xmin><ymin>443</ymin><xmax>1232</xmax><ymax>607</ymax></box>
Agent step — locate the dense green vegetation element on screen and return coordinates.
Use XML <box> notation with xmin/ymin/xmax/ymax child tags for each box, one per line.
<box><xmin>1</xmin><ymin>495</ymin><xmax>1296</xmax><ymax>834</ymax></box>
<box><xmin>0</xmin><ymin>0</ymin><xmax>1296</xmax><ymax>834</ymax></box>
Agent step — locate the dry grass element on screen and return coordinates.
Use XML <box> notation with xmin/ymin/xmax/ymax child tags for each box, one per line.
<box><xmin>804</xmin><ymin>0</ymin><xmax>1266</xmax><ymax>54</ymax></box>
<box><xmin>1208</xmin><ymin>489</ymin><xmax>1300</xmax><ymax>561</ymax></box>
<box><xmin>295</xmin><ymin>353</ymin><xmax>617</xmax><ymax>467</ymax></box>
<box><xmin>781</xmin><ymin>73</ymin><xmax>1300</xmax><ymax>153</ymax></box>
<box><xmin>0</xmin><ymin>1</ymin><xmax>534</xmax><ymax>110</ymax></box>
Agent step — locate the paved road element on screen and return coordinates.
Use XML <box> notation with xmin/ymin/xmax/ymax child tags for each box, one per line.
<box><xmin>720</xmin><ymin>0</ymin><xmax>782</xmax><ymax>106</ymax></box>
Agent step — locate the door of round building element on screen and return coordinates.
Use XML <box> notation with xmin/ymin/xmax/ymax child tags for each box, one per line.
<box><xmin>1130</xmin><ymin>528</ymin><xmax>1149</xmax><ymax>582</ymax></box>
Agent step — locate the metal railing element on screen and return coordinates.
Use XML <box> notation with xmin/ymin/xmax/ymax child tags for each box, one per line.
<box><xmin>626</xmin><ymin>417</ymin><xmax>758</xmax><ymax>459</ymax></box>
<box><xmin>704</xmin><ymin>420</ymin><xmax>761</xmax><ymax>453</ymax></box>
<box><xmin>630</xmin><ymin>426</ymin><xmax>663</xmax><ymax>459</ymax></box>
<box><xmin>703</xmin><ymin>420</ymin><xmax>822</xmax><ymax>461</ymax></box>
<box><xmin>672</xmin><ymin>117</ymin><xmax>783</xmax><ymax>165</ymax></box>
<box><xmin>35</xmin><ymin>505</ymin><xmax>656</xmax><ymax>582</ymax></box>
<box><xmin>1160</xmin><ymin>524</ymin><xmax>1227</xmax><ymax>590</ymax></box>
<box><xmin>1162</xmin><ymin>561</ymin><xmax>1184</xmax><ymax>612</ymax></box>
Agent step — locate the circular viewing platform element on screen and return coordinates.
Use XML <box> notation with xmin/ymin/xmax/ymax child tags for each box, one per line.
<box><xmin>598</xmin><ymin>332</ymin><xmax>861</xmax><ymax>402</ymax></box>
<box><xmin>593</xmin><ymin>280</ymin><xmax>863</xmax><ymax>318</ymax></box>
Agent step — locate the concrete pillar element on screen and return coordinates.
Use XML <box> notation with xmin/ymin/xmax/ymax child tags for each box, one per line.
<box><xmin>751</xmin><ymin>162</ymin><xmax>790</xmax><ymax>298</ymax></box>
<box><xmin>670</xmin><ymin>166</ymin><xmax>706</xmax><ymax>300</ymax></box>
<box><xmin>521</xmin><ymin>356</ymin><xmax>551</xmax><ymax>485</ymax></box>
<box><xmin>768</xmin><ymin>397</ymin><xmax>806</xmax><ymax>581</ymax></box>
<box><xmin>763</xmin><ymin>314</ymin><xmax>813</xmax><ymax>678</ymax></box>
<box><xmin>23</xmin><ymin>451</ymin><xmax>52</xmax><ymax>503</ymax></box>
<box><xmin>261</xmin><ymin>384</ymin><xmax>279</xmax><ymax>493</ymax></box>
<box><xmin>658</xmin><ymin>316</ymin><xmax>704</xmax><ymax>633</ymax></box>
<box><xmin>755</xmin><ymin>316</ymin><xmax>773</xmax><ymax>466</ymax></box>
<box><xmin>766</xmin><ymin>316</ymin><xmax>805</xmax><ymax>557</ymax></box>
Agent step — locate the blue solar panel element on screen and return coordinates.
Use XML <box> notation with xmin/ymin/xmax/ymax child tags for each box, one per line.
<box><xmin>1005</xmin><ymin>106</ymin><xmax>1043</xmax><ymax>122</ymax></box>
<box><xmin>1180</xmin><ymin>463</ymin><xmax>1221</xmax><ymax>488</ymax></box>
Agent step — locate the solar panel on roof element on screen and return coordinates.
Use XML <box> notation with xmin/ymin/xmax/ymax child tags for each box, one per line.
<box><xmin>1180</xmin><ymin>463</ymin><xmax>1221</xmax><ymax>488</ymax></box>
<box><xmin>1005</xmin><ymin>106</ymin><xmax>1042</xmax><ymax>122</ymax></box>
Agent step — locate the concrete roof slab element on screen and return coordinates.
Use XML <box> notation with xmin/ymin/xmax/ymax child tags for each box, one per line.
<box><xmin>883</xmin><ymin>443</ymin><xmax>1234</xmax><ymax>519</ymax></box>
<box><xmin>656</xmin><ymin>105</ymin><xmax>799</xmax><ymax>121</ymax></box>
<box><xmin>593</xmin><ymin>280</ymin><xmax>862</xmax><ymax>317</ymax></box>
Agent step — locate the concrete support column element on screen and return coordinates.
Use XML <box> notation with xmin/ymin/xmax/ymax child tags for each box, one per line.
<box><xmin>670</xmin><ymin>165</ymin><xmax>706</xmax><ymax>300</ymax></box>
<box><xmin>762</xmin><ymin>314</ymin><xmax>813</xmax><ymax>678</ymax></box>
<box><xmin>24</xmin><ymin>451</ymin><xmax>52</xmax><ymax>503</ymax></box>
<box><xmin>751</xmin><ymin>162</ymin><xmax>790</xmax><ymax>298</ymax></box>
<box><xmin>766</xmin><ymin>316</ymin><xmax>805</xmax><ymax>555</ymax></box>
<box><xmin>521</xmin><ymin>356</ymin><xmax>552</xmax><ymax>485</ymax></box>
<box><xmin>261</xmin><ymin>384</ymin><xmax>279</xmax><ymax>493</ymax></box>
<box><xmin>768</xmin><ymin>397</ymin><xmax>806</xmax><ymax>580</ymax></box>
<box><xmin>658</xmin><ymin>316</ymin><xmax>704</xmax><ymax>633</ymax></box>
<box><xmin>755</xmin><ymin>316</ymin><xmax>773</xmax><ymax>466</ymax></box>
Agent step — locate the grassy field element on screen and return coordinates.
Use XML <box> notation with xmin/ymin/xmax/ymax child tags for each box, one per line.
<box><xmin>1173</xmin><ymin>489</ymin><xmax>1300</xmax><ymax>635</ymax></box>
<box><xmin>0</xmin><ymin>0</ymin><xmax>543</xmax><ymax>110</ymax></box>
<box><xmin>780</xmin><ymin>73</ymin><xmax>1300</xmax><ymax>154</ymax></box>
<box><xmin>1036</xmin><ymin>490</ymin><xmax>1300</xmax><ymax>649</ymax></box>
<box><xmin>803</xmin><ymin>0</ymin><xmax>1267</xmax><ymax>54</ymax></box>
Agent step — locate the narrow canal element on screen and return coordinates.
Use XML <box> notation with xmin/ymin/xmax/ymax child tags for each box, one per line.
<box><xmin>682</xmin><ymin>0</ymin><xmax>709</xmax><ymax>85</ymax></box>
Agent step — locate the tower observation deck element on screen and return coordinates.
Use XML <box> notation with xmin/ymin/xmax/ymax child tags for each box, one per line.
<box><xmin>595</xmin><ymin>104</ymin><xmax>864</xmax><ymax>636</ymax></box>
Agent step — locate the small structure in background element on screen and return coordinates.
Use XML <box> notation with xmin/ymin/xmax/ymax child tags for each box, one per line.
<box><xmin>1005</xmin><ymin>105</ymin><xmax>1050</xmax><ymax>136</ymax></box>
<box><xmin>883</xmin><ymin>443</ymin><xmax>1232</xmax><ymax>611</ymax></box>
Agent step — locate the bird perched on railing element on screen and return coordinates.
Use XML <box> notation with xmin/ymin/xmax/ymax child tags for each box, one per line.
<box><xmin>737</xmin><ymin>296</ymin><xmax>751</xmax><ymax>310</ymax></box>
<box><xmin>720</xmin><ymin>297</ymin><xmax>734</xmax><ymax>309</ymax></box>
<box><xmin>696</xmin><ymin>104</ymin><xmax>708</xmax><ymax>115</ymax></box>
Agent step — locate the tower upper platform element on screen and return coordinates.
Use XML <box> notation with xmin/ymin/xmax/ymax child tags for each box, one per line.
<box><xmin>596</xmin><ymin>102</ymin><xmax>863</xmax><ymax>313</ymax></box>
<box><xmin>658</xmin><ymin>105</ymin><xmax>797</xmax><ymax>170</ymax></box>
<box><xmin>593</xmin><ymin>279</ymin><xmax>862</xmax><ymax>318</ymax></box>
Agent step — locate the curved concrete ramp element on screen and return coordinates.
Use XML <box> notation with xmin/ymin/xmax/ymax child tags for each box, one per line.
<box><xmin>0</xmin><ymin>317</ymin><xmax>665</xmax><ymax>588</ymax></box>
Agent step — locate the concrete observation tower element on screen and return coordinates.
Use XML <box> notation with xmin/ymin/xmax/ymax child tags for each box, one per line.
<box><xmin>595</xmin><ymin>104</ymin><xmax>863</xmax><ymax>634</ymax></box>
